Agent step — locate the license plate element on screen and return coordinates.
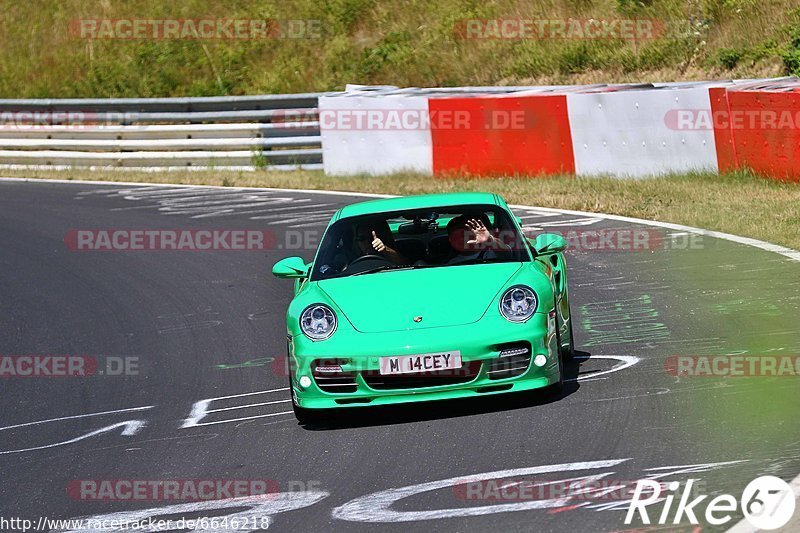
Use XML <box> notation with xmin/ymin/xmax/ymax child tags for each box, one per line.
<box><xmin>379</xmin><ymin>351</ymin><xmax>462</xmax><ymax>375</ymax></box>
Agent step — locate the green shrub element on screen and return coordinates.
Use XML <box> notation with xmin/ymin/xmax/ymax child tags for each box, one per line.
<box><xmin>717</xmin><ymin>48</ymin><xmax>743</xmax><ymax>69</ymax></box>
<box><xmin>781</xmin><ymin>49</ymin><xmax>800</xmax><ymax>75</ymax></box>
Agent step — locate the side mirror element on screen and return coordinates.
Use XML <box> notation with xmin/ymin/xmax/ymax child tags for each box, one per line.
<box><xmin>272</xmin><ymin>256</ymin><xmax>309</xmax><ymax>279</ymax></box>
<box><xmin>531</xmin><ymin>233</ymin><xmax>567</xmax><ymax>255</ymax></box>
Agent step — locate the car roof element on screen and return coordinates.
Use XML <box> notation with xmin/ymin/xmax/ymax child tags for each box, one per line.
<box><xmin>333</xmin><ymin>192</ymin><xmax>505</xmax><ymax>221</ymax></box>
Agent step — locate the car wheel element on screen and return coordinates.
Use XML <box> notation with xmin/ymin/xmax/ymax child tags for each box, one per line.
<box><xmin>565</xmin><ymin>305</ymin><xmax>575</xmax><ymax>360</ymax></box>
<box><xmin>559</xmin><ymin>302</ymin><xmax>575</xmax><ymax>361</ymax></box>
<box><xmin>552</xmin><ymin>320</ymin><xmax>565</xmax><ymax>395</ymax></box>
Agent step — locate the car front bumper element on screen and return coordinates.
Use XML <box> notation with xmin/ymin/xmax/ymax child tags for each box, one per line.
<box><xmin>288</xmin><ymin>312</ymin><xmax>560</xmax><ymax>410</ymax></box>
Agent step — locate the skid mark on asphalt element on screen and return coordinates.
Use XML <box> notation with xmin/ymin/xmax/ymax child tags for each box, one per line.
<box><xmin>247</xmin><ymin>308</ymin><xmax>281</xmax><ymax>321</ymax></box>
<box><xmin>215</xmin><ymin>356</ymin><xmax>276</xmax><ymax>370</ymax></box>
<box><xmin>76</xmin><ymin>185</ymin><xmax>625</xmax><ymax>231</ymax></box>
<box><xmin>76</xmin><ymin>185</ymin><xmax>339</xmax><ymax>225</ymax></box>
<box><xmin>156</xmin><ymin>308</ymin><xmax>222</xmax><ymax>334</ymax></box>
<box><xmin>584</xmin><ymin>380</ymin><xmax>798</xmax><ymax>404</ymax></box>
<box><xmin>579</xmin><ymin>295</ymin><xmax>670</xmax><ymax>348</ymax></box>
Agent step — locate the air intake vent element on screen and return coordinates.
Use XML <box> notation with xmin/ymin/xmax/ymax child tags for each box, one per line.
<box><xmin>487</xmin><ymin>342</ymin><xmax>532</xmax><ymax>379</ymax></box>
<box><xmin>312</xmin><ymin>359</ymin><xmax>357</xmax><ymax>393</ymax></box>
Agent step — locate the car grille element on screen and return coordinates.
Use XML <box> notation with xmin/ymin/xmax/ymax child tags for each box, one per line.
<box><xmin>312</xmin><ymin>372</ymin><xmax>358</xmax><ymax>394</ymax></box>
<box><xmin>362</xmin><ymin>361</ymin><xmax>482</xmax><ymax>390</ymax></box>
<box><xmin>312</xmin><ymin>372</ymin><xmax>358</xmax><ymax>393</ymax></box>
<box><xmin>486</xmin><ymin>354</ymin><xmax>531</xmax><ymax>379</ymax></box>
<box><xmin>310</xmin><ymin>358</ymin><xmax>358</xmax><ymax>393</ymax></box>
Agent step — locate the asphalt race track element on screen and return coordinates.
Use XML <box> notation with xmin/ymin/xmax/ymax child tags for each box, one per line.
<box><xmin>1</xmin><ymin>179</ymin><xmax>799</xmax><ymax>532</ymax></box>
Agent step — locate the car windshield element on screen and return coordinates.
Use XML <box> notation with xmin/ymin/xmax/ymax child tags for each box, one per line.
<box><xmin>310</xmin><ymin>204</ymin><xmax>530</xmax><ymax>281</ymax></box>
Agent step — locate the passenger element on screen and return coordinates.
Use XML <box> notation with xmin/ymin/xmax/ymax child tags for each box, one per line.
<box><xmin>445</xmin><ymin>215</ymin><xmax>512</xmax><ymax>265</ymax></box>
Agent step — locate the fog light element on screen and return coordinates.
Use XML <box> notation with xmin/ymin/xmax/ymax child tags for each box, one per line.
<box><xmin>299</xmin><ymin>375</ymin><xmax>312</xmax><ymax>388</ymax></box>
<box><xmin>533</xmin><ymin>354</ymin><xmax>547</xmax><ymax>367</ymax></box>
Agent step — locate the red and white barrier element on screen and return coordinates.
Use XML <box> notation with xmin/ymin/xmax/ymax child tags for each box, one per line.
<box><xmin>430</xmin><ymin>94</ymin><xmax>575</xmax><ymax>176</ymax></box>
<box><xmin>567</xmin><ymin>87</ymin><xmax>719</xmax><ymax>176</ymax></box>
<box><xmin>320</xmin><ymin>79</ymin><xmax>800</xmax><ymax>181</ymax></box>
<box><xmin>319</xmin><ymin>95</ymin><xmax>432</xmax><ymax>175</ymax></box>
<box><xmin>711</xmin><ymin>87</ymin><xmax>800</xmax><ymax>179</ymax></box>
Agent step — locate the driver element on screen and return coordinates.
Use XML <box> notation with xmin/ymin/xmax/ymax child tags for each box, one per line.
<box><xmin>353</xmin><ymin>219</ymin><xmax>408</xmax><ymax>265</ymax></box>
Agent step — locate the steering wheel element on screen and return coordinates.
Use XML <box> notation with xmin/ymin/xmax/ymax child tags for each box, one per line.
<box><xmin>349</xmin><ymin>254</ymin><xmax>389</xmax><ymax>266</ymax></box>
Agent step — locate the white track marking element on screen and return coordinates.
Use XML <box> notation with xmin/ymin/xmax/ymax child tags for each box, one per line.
<box><xmin>537</xmin><ymin>217</ymin><xmax>604</xmax><ymax>227</ymax></box>
<box><xmin>188</xmin><ymin>411</ymin><xmax>294</xmax><ymax>427</ymax></box>
<box><xmin>643</xmin><ymin>460</ymin><xmax>749</xmax><ymax>480</ymax></box>
<box><xmin>193</xmin><ymin>202</ymin><xmax>333</xmax><ymax>219</ymax></box>
<box><xmin>0</xmin><ymin>420</ymin><xmax>146</xmax><ymax>455</ymax></box>
<box><xmin>0</xmin><ymin>406</ymin><xmax>154</xmax><ymax>432</ymax></box>
<box><xmin>3</xmin><ymin>177</ymin><xmax>799</xmax><ymax>514</ymax></box>
<box><xmin>182</xmin><ymin>388</ymin><xmax>290</xmax><ymax>428</ymax></box>
<box><xmin>247</xmin><ymin>215</ymin><xmax>337</xmax><ymax>229</ymax></box>
<box><xmin>155</xmin><ymin>195</ymin><xmax>297</xmax><ymax>208</ymax></box>
<box><xmin>570</xmin><ymin>355</ymin><xmax>640</xmax><ymax>383</ymax></box>
<box><xmin>3</xmin><ymin>177</ymin><xmax>797</xmax><ymax>262</ymax></box>
<box><xmin>512</xmin><ymin>204</ymin><xmax>800</xmax><ymax>263</ymax></box>
<box><xmin>332</xmin><ymin>459</ymin><xmax>630</xmax><ymax>522</ymax></box>
<box><xmin>53</xmin><ymin>491</ymin><xmax>330</xmax><ymax>532</ymax></box>
<box><xmin>199</xmin><ymin>387</ymin><xmax>289</xmax><ymax>401</ymax></box>
<box><xmin>516</xmin><ymin>210</ymin><xmax>562</xmax><ymax>218</ymax></box>
<box><xmin>207</xmin><ymin>400</ymin><xmax>291</xmax><ymax>413</ymax></box>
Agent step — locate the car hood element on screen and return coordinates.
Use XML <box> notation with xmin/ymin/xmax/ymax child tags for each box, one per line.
<box><xmin>317</xmin><ymin>262</ymin><xmax>523</xmax><ymax>333</ymax></box>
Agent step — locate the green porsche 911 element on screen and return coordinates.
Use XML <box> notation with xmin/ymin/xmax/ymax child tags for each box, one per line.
<box><xmin>272</xmin><ymin>192</ymin><xmax>574</xmax><ymax>422</ymax></box>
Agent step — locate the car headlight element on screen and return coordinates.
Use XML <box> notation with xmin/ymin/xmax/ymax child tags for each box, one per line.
<box><xmin>300</xmin><ymin>304</ymin><xmax>337</xmax><ymax>340</ymax></box>
<box><xmin>499</xmin><ymin>285</ymin><xmax>538</xmax><ymax>322</ymax></box>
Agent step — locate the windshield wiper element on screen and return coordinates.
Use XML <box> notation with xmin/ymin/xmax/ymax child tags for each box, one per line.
<box><xmin>351</xmin><ymin>263</ymin><xmax>439</xmax><ymax>276</ymax></box>
<box><xmin>351</xmin><ymin>265</ymin><xmax>396</xmax><ymax>276</ymax></box>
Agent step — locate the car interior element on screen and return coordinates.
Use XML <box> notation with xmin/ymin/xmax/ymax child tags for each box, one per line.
<box><xmin>311</xmin><ymin>205</ymin><xmax>529</xmax><ymax>280</ymax></box>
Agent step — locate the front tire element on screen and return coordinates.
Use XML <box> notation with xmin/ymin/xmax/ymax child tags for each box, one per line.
<box><xmin>559</xmin><ymin>302</ymin><xmax>575</xmax><ymax>361</ymax></box>
<box><xmin>552</xmin><ymin>321</ymin><xmax>565</xmax><ymax>394</ymax></box>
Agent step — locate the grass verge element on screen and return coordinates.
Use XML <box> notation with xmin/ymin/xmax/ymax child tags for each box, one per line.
<box><xmin>2</xmin><ymin>167</ymin><xmax>798</xmax><ymax>252</ymax></box>
<box><xmin>1</xmin><ymin>0</ymin><xmax>799</xmax><ymax>97</ymax></box>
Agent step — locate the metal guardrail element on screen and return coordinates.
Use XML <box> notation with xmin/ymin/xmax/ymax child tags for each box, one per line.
<box><xmin>6</xmin><ymin>78</ymin><xmax>796</xmax><ymax>171</ymax></box>
<box><xmin>0</xmin><ymin>93</ymin><xmax>326</xmax><ymax>170</ymax></box>
<box><xmin>0</xmin><ymin>93</ymin><xmax>321</xmax><ymax>111</ymax></box>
